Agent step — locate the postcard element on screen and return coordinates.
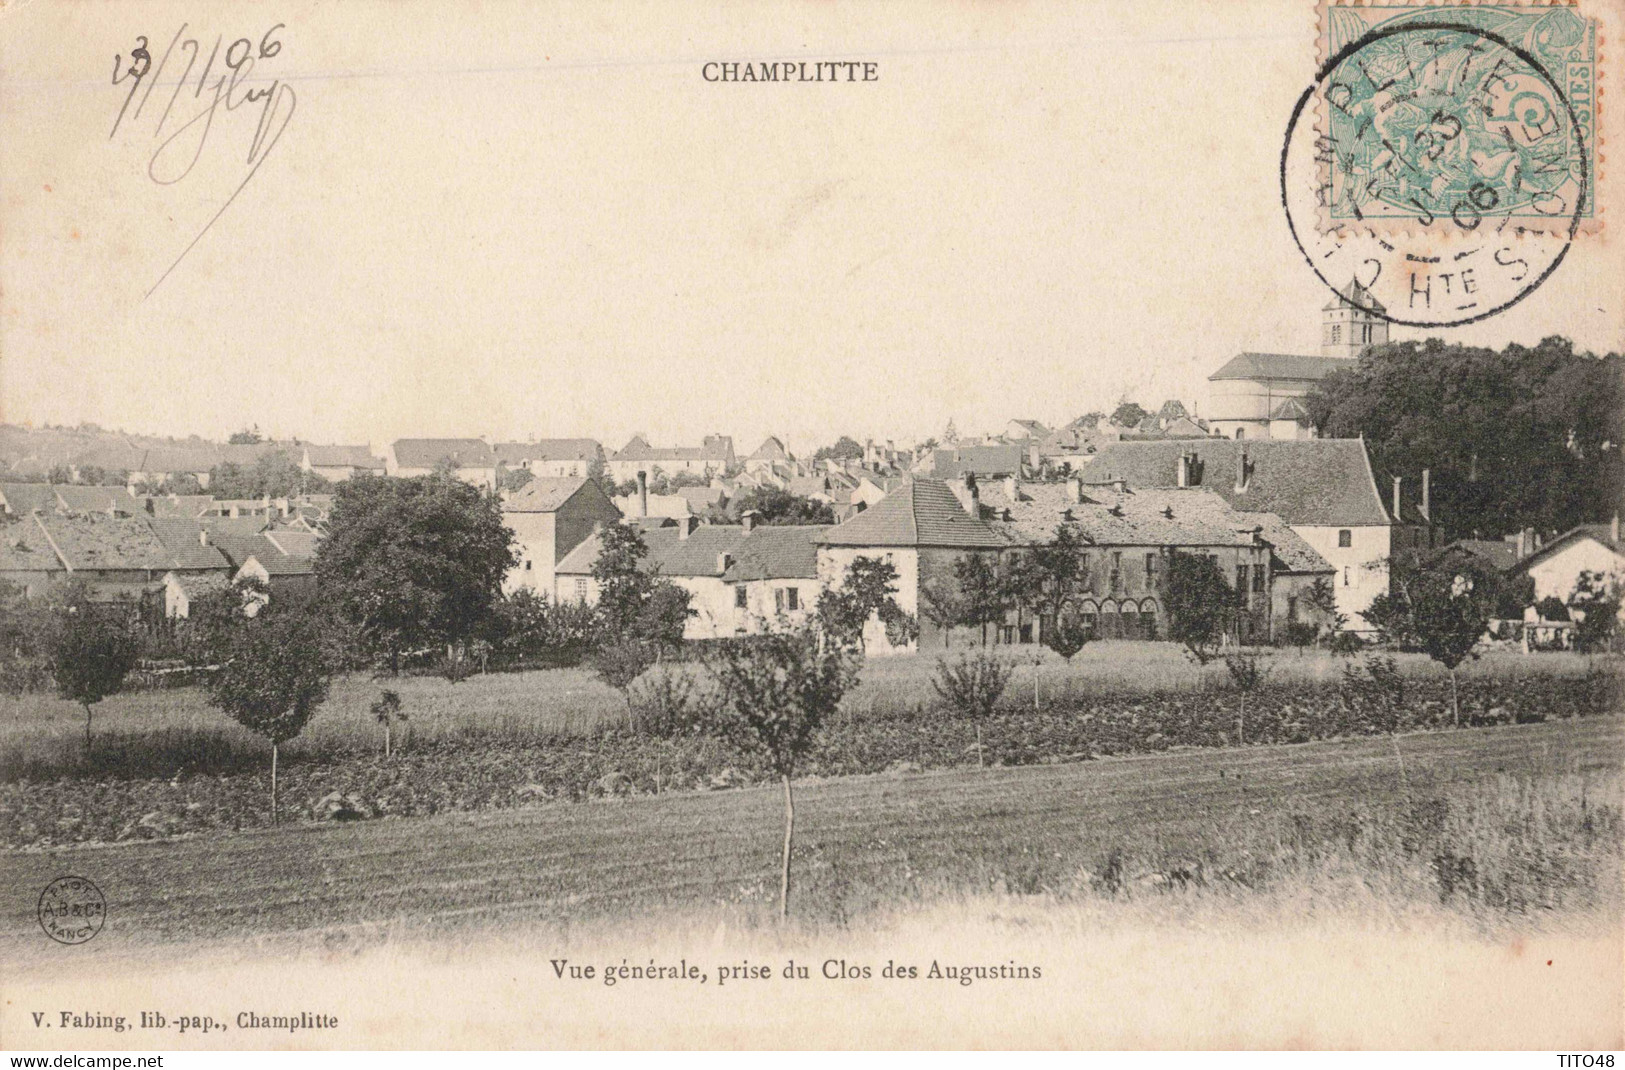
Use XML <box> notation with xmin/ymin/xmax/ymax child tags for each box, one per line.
<box><xmin>0</xmin><ymin>0</ymin><xmax>1621</xmax><ymax>1050</ymax></box>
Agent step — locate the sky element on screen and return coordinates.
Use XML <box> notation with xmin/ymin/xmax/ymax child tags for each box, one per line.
<box><xmin>2</xmin><ymin>0</ymin><xmax>1620</xmax><ymax>459</ymax></box>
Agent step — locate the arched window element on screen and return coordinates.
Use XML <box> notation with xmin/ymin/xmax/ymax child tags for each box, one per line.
<box><xmin>1119</xmin><ymin>603</ymin><xmax>1140</xmax><ymax>640</ymax></box>
<box><xmin>1099</xmin><ymin>599</ymin><xmax>1119</xmax><ymax>640</ymax></box>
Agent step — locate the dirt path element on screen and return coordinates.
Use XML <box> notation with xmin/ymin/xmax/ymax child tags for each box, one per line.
<box><xmin>1</xmin><ymin>717</ymin><xmax>1617</xmax><ymax>958</ymax></box>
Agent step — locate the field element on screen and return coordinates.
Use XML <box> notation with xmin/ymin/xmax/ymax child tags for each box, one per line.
<box><xmin>1</xmin><ymin>642</ymin><xmax>1608</xmax><ymax>766</ymax></box>
<box><xmin>1</xmin><ymin>716</ymin><xmax>1618</xmax><ymax>961</ymax></box>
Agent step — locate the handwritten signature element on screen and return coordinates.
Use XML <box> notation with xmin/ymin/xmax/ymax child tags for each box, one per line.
<box><xmin>110</xmin><ymin>24</ymin><xmax>296</xmax><ymax>298</ymax></box>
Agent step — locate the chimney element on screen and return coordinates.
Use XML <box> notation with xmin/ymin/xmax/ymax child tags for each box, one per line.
<box><xmin>741</xmin><ymin>510</ymin><xmax>758</xmax><ymax>533</ymax></box>
<box><xmin>1112</xmin><ymin>477</ymin><xmax>1126</xmax><ymax>494</ymax></box>
<box><xmin>1067</xmin><ymin>477</ymin><xmax>1084</xmax><ymax>503</ymax></box>
<box><xmin>1003</xmin><ymin>475</ymin><xmax>1018</xmax><ymax>502</ymax></box>
<box><xmin>718</xmin><ymin>552</ymin><xmax>733</xmax><ymax>573</ymax></box>
<box><xmin>951</xmin><ymin>472</ymin><xmax>979</xmax><ymax>516</ymax></box>
<box><xmin>678</xmin><ymin>515</ymin><xmax>699</xmax><ymax>539</ymax></box>
<box><xmin>1001</xmin><ymin>507</ymin><xmax>1012</xmax><ymax>522</ymax></box>
<box><xmin>637</xmin><ymin>470</ymin><xmax>648</xmax><ymax>518</ymax></box>
<box><xmin>1392</xmin><ymin>476</ymin><xmax>1402</xmax><ymax>521</ymax></box>
<box><xmin>1176</xmin><ymin>452</ymin><xmax>1190</xmax><ymax>489</ymax></box>
<box><xmin>1233</xmin><ymin>447</ymin><xmax>1249</xmax><ymax>492</ymax></box>
<box><xmin>198</xmin><ymin>529</ymin><xmax>208</xmax><ymax>547</ymax></box>
<box><xmin>1421</xmin><ymin>468</ymin><xmax>1431</xmax><ymax>522</ymax></box>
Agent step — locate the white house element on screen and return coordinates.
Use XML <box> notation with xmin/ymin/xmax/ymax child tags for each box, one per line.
<box><xmin>388</xmin><ymin>439</ymin><xmax>498</xmax><ymax>489</ymax></box>
<box><xmin>1513</xmin><ymin>521</ymin><xmax>1625</xmax><ymax>608</ymax></box>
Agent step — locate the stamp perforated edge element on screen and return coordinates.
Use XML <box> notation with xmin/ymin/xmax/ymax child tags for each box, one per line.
<box><xmin>1310</xmin><ymin>0</ymin><xmax>1607</xmax><ymax>239</ymax></box>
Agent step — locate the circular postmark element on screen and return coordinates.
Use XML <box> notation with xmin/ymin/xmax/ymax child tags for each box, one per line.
<box><xmin>38</xmin><ymin>876</ymin><xmax>106</xmax><ymax>945</ymax></box>
<box><xmin>1282</xmin><ymin>16</ymin><xmax>1591</xmax><ymax>328</ymax></box>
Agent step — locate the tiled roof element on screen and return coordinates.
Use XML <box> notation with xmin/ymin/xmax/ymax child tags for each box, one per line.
<box><xmin>201</xmin><ymin>515</ymin><xmax>273</xmax><ymax>539</ymax></box>
<box><xmin>147</xmin><ymin>494</ymin><xmax>215</xmax><ymax>518</ymax></box>
<box><xmin>612</xmin><ymin>436</ymin><xmax>733</xmax><ymax>463</ymax></box>
<box><xmin>930</xmin><ymin>445</ymin><xmax>1025</xmax><ymax>480</ymax></box>
<box><xmin>1322</xmin><ymin>276</ymin><xmax>1387</xmax><ymax>314</ymax></box>
<box><xmin>504</xmin><ymin>477</ymin><xmax>595</xmax><ymax>513</ymax></box>
<box><xmin>492</xmin><ymin>439</ymin><xmax>601</xmax><ymax>464</ymax></box>
<box><xmin>52</xmin><ymin>485</ymin><xmax>141</xmax><ymax>515</ymax></box>
<box><xmin>305</xmin><ymin>444</ymin><xmax>386</xmax><ymax>469</ymax></box>
<box><xmin>819</xmin><ymin>478</ymin><xmax>1005</xmax><ymax>549</ymax></box>
<box><xmin>1439</xmin><ymin>538</ymin><xmax>1522</xmax><ymax>572</ymax></box>
<box><xmin>723</xmin><ymin>525</ymin><xmax>829</xmax><ymax>581</ymax></box>
<box><xmin>979</xmin><ymin>483</ymin><xmax>1265</xmax><ymax>550</ymax></box>
<box><xmin>392</xmin><ymin>438</ymin><xmax>495</xmax><ymax>469</ymax></box>
<box><xmin>1512</xmin><ymin>524</ymin><xmax>1625</xmax><ymax>574</ymax></box>
<box><xmin>747</xmin><ymin>437</ymin><xmax>789</xmax><ymax>462</ymax></box>
<box><xmin>264</xmin><ymin>530</ymin><xmax>320</xmax><ymax>557</ymax></box>
<box><xmin>1079</xmin><ymin>439</ymin><xmax>1391</xmax><ymax>528</ymax></box>
<box><xmin>556</xmin><ymin>523</ymin><xmax>749</xmax><ymax>578</ymax></box>
<box><xmin>1232</xmin><ymin>511</ymin><xmax>1333</xmax><ymax>574</ymax></box>
<box><xmin>1208</xmin><ymin>352</ymin><xmax>1357</xmax><ymax>383</ymax></box>
<box><xmin>33</xmin><ymin>513</ymin><xmax>176</xmax><ymax>571</ymax></box>
<box><xmin>144</xmin><ymin>519</ymin><xmax>234</xmax><ymax>570</ymax></box>
<box><xmin>244</xmin><ymin>552</ymin><xmax>314</xmax><ymax>577</ymax></box>
<box><xmin>676</xmin><ymin>485</ymin><xmax>726</xmax><ymax>507</ymax></box>
<box><xmin>209</xmin><ymin>533</ymin><xmax>282</xmax><ymax>570</ymax></box>
<box><xmin>0</xmin><ymin>515</ymin><xmax>63</xmax><ymax>572</ymax></box>
<box><xmin>0</xmin><ymin>484</ymin><xmax>59</xmax><ymax>514</ymax></box>
<box><xmin>166</xmin><ymin>571</ymin><xmax>230</xmax><ymax>598</ymax></box>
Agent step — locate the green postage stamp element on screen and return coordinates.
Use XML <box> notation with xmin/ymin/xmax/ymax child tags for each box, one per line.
<box><xmin>1316</xmin><ymin>2</ymin><xmax>1599</xmax><ymax>234</ymax></box>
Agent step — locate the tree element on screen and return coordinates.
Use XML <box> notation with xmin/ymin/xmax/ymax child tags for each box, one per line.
<box><xmin>1111</xmin><ymin>401</ymin><xmax>1149</xmax><ymax>428</ymax></box>
<box><xmin>1042</xmin><ymin>615</ymin><xmax>1093</xmax><ymax>661</ymax></box>
<box><xmin>1368</xmin><ymin>560</ymin><xmax>1498</xmax><ymax>726</ymax></box>
<box><xmin>1162</xmin><ymin>552</ymin><xmax>1237</xmax><ymax>664</ymax></box>
<box><xmin>812</xmin><ymin>436</ymin><xmax>865</xmax><ymax>464</ymax></box>
<box><xmin>498</xmin><ymin>466</ymin><xmax>535</xmax><ymax>494</ymax></box>
<box><xmin>815</xmin><ymin>556</ymin><xmax>912</xmax><ymax>651</ymax></box>
<box><xmin>210</xmin><ymin>451</ymin><xmax>330</xmax><ymax>500</ymax></box>
<box><xmin>371</xmin><ymin>689</ymin><xmax>405</xmax><ymax>757</ymax></box>
<box><xmin>919</xmin><ymin>578</ymin><xmax>969</xmax><ymax>648</ymax></box>
<box><xmin>931</xmin><ymin>651</ymin><xmax>1014</xmax><ymax>768</ymax></box>
<box><xmin>206</xmin><ymin>610</ymin><xmax>331</xmax><ymax>823</ymax></box>
<box><xmin>1534</xmin><ymin>596</ymin><xmax>1570</xmax><ymax>622</ymax></box>
<box><xmin>730</xmin><ymin>486</ymin><xmax>834</xmax><ymax>525</ymax></box>
<box><xmin>1222</xmin><ymin>651</ymin><xmax>1270</xmax><ymax>745</ymax></box>
<box><xmin>1021</xmin><ymin>525</ymin><xmax>1093</xmax><ymax>640</ymax></box>
<box><xmin>594</xmin><ymin>637</ymin><xmax>656</xmax><ymax>722</ymax></box>
<box><xmin>951</xmin><ymin>553</ymin><xmax>1005</xmax><ymax>646</ymax></box>
<box><xmin>49</xmin><ymin>606</ymin><xmax>137</xmax><ymax>750</ymax></box>
<box><xmin>705</xmin><ymin>629</ymin><xmax>861</xmax><ymax>918</ymax></box>
<box><xmin>316</xmin><ymin>473</ymin><xmax>517</xmax><ymax>671</ymax></box>
<box><xmin>1306</xmin><ymin>338</ymin><xmax>1623</xmax><ymax>540</ymax></box>
<box><xmin>1570</xmin><ymin>570</ymin><xmax>1620</xmax><ymax>653</ymax></box>
<box><xmin>590</xmin><ymin>523</ymin><xmax>693</xmax><ymax>648</ymax></box>
<box><xmin>228</xmin><ymin>427</ymin><xmax>264</xmax><ymax>445</ymax></box>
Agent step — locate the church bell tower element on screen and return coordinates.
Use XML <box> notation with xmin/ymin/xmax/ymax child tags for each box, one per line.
<box><xmin>1321</xmin><ymin>278</ymin><xmax>1388</xmax><ymax>358</ymax></box>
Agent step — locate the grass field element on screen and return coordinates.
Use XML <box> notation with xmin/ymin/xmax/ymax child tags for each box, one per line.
<box><xmin>2</xmin><ymin>715</ymin><xmax>1617</xmax><ymax>961</ymax></box>
<box><xmin>2</xmin><ymin>643</ymin><xmax>1609</xmax><ymax>774</ymax></box>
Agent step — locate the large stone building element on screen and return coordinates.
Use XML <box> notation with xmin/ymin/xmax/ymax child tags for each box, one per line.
<box><xmin>1206</xmin><ymin>279</ymin><xmax>1388</xmax><ymax>441</ymax></box>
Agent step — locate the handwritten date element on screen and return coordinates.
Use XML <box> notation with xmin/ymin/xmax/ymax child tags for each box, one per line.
<box><xmin>110</xmin><ymin>24</ymin><xmax>296</xmax><ymax>297</ymax></box>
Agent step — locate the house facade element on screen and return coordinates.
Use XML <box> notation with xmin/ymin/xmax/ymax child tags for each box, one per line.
<box><xmin>301</xmin><ymin>444</ymin><xmax>387</xmax><ymax>482</ymax></box>
<box><xmin>607</xmin><ymin>435</ymin><xmax>736</xmax><ymax>484</ymax></box>
<box><xmin>1081</xmin><ymin>438</ymin><xmax>1396</xmax><ymax>627</ymax></box>
<box><xmin>501</xmin><ymin>477</ymin><xmax>622</xmax><ymax>598</ymax></box>
<box><xmin>493</xmin><ymin>440</ymin><xmax>604</xmax><ymax>480</ymax></box>
<box><xmin>1512</xmin><ymin>521</ymin><xmax>1625</xmax><ymax>607</ymax></box>
<box><xmin>388</xmin><ymin>439</ymin><xmax>498</xmax><ymax>489</ymax></box>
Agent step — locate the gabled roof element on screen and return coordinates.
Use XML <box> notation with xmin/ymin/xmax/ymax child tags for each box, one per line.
<box><xmin>1437</xmin><ymin>538</ymin><xmax>1522</xmax><ymax>572</ymax></box>
<box><xmin>492</xmin><ymin>439</ymin><xmax>601</xmax><ymax>465</ymax></box>
<box><xmin>930</xmin><ymin>445</ymin><xmax>1025</xmax><ymax>480</ymax></box>
<box><xmin>503</xmin><ymin>477</ymin><xmax>604</xmax><ymax>514</ymax></box>
<box><xmin>1322</xmin><ymin>276</ymin><xmax>1387</xmax><ymax>314</ymax></box>
<box><xmin>147</xmin><ymin>494</ymin><xmax>215</xmax><ymax>518</ymax></box>
<box><xmin>611</xmin><ymin>436</ymin><xmax>734</xmax><ymax>463</ymax></box>
<box><xmin>0</xmin><ymin>483</ymin><xmax>60</xmax><ymax>514</ymax></box>
<box><xmin>1231</xmin><ymin>511</ymin><xmax>1334</xmax><ymax>574</ymax></box>
<box><xmin>52</xmin><ymin>485</ymin><xmax>140</xmax><ymax>515</ymax></box>
<box><xmin>1208</xmin><ymin>352</ymin><xmax>1357</xmax><ymax>383</ymax></box>
<box><xmin>1079</xmin><ymin>439</ymin><xmax>1392</xmax><ymax>528</ymax></box>
<box><xmin>33</xmin><ymin>513</ymin><xmax>176</xmax><ymax>571</ymax></box>
<box><xmin>200</xmin><ymin>515</ymin><xmax>272</xmax><ymax>538</ymax></box>
<box><xmin>747</xmin><ymin>436</ymin><xmax>790</xmax><ymax>463</ymax></box>
<box><xmin>1269</xmin><ymin>397</ymin><xmax>1313</xmax><ymax>422</ymax></box>
<box><xmin>818</xmin><ymin>478</ymin><xmax>1005</xmax><ymax>549</ymax></box>
<box><xmin>241</xmin><ymin>552</ymin><xmax>314</xmax><ymax>577</ymax></box>
<box><xmin>723</xmin><ymin>525</ymin><xmax>829</xmax><ymax>582</ymax></box>
<box><xmin>392</xmin><ymin>438</ymin><xmax>495</xmax><ymax>469</ymax></box>
<box><xmin>143</xmin><ymin>518</ymin><xmax>234</xmax><ymax>570</ymax></box>
<box><xmin>209</xmin><ymin>533</ymin><xmax>283</xmax><ymax>570</ymax></box>
<box><xmin>304</xmin><ymin>444</ymin><xmax>386</xmax><ymax>469</ymax></box>
<box><xmin>556</xmin><ymin>522</ymin><xmax>750</xmax><ymax>578</ymax></box>
<box><xmin>980</xmin><ymin>483</ymin><xmax>1269</xmax><ymax>550</ymax></box>
<box><xmin>1511</xmin><ymin>524</ymin><xmax>1625</xmax><ymax>575</ymax></box>
<box><xmin>0</xmin><ymin>516</ymin><xmax>64</xmax><ymax>572</ymax></box>
<box><xmin>263</xmin><ymin>530</ymin><xmax>320</xmax><ymax>557</ymax></box>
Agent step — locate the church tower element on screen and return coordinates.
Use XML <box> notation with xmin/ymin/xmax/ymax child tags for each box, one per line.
<box><xmin>1320</xmin><ymin>278</ymin><xmax>1388</xmax><ymax>358</ymax></box>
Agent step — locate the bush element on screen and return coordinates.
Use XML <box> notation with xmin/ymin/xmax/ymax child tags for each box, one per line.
<box><xmin>932</xmin><ymin>651</ymin><xmax>1015</xmax><ymax>767</ymax></box>
<box><xmin>627</xmin><ymin>666</ymin><xmax>713</xmax><ymax>739</ymax></box>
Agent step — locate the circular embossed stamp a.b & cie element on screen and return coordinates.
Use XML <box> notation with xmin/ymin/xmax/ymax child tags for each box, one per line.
<box><xmin>38</xmin><ymin>876</ymin><xmax>107</xmax><ymax>945</ymax></box>
<box><xmin>1283</xmin><ymin>3</ymin><xmax>1600</xmax><ymax>328</ymax></box>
